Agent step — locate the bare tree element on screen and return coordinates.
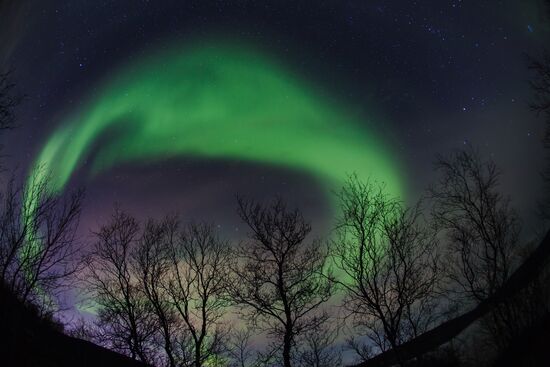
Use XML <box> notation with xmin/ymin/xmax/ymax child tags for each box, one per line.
<box><xmin>333</xmin><ymin>175</ymin><xmax>440</xmax><ymax>363</ymax></box>
<box><xmin>85</xmin><ymin>211</ymin><xmax>232</xmax><ymax>367</ymax></box>
<box><xmin>429</xmin><ymin>149</ymin><xmax>521</xmax><ymax>348</ymax></box>
<box><xmin>0</xmin><ymin>172</ymin><xmax>82</xmax><ymax>314</ymax></box>
<box><xmin>66</xmin><ymin>316</ymin><xmax>98</xmax><ymax>342</ymax></box>
<box><xmin>164</xmin><ymin>222</ymin><xmax>231</xmax><ymax>367</ymax></box>
<box><xmin>429</xmin><ymin>150</ymin><xmax>519</xmax><ymax>302</ymax></box>
<box><xmin>226</xmin><ymin>328</ymin><xmax>257</xmax><ymax>367</ymax></box>
<box><xmin>225</xmin><ymin>197</ymin><xmax>334</xmax><ymax>367</ymax></box>
<box><xmin>346</xmin><ymin>335</ymin><xmax>375</xmax><ymax>364</ymax></box>
<box><xmin>527</xmin><ymin>0</ymin><xmax>550</xmax><ymax>221</ymax></box>
<box><xmin>134</xmin><ymin>217</ymin><xmax>181</xmax><ymax>367</ymax></box>
<box><xmin>295</xmin><ymin>321</ymin><xmax>341</xmax><ymax>367</ymax></box>
<box><xmin>83</xmin><ymin>209</ymin><xmax>158</xmax><ymax>364</ymax></box>
<box><xmin>529</xmin><ymin>48</ymin><xmax>550</xmax><ymax>220</ymax></box>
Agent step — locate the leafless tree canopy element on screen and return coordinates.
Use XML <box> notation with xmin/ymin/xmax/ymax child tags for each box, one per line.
<box><xmin>295</xmin><ymin>322</ymin><xmax>342</xmax><ymax>367</ymax></box>
<box><xmin>0</xmin><ymin>73</ymin><xmax>83</xmax><ymax>315</ymax></box>
<box><xmin>429</xmin><ymin>149</ymin><xmax>520</xmax><ymax>303</ymax></box>
<box><xmin>226</xmin><ymin>328</ymin><xmax>256</xmax><ymax>367</ymax></box>
<box><xmin>6</xmin><ymin>156</ymin><xmax>545</xmax><ymax>367</ymax></box>
<box><xmin>83</xmin><ymin>210</ymin><xmax>231</xmax><ymax>367</ymax></box>
<box><xmin>133</xmin><ymin>217</ymin><xmax>180</xmax><ymax>366</ymax></box>
<box><xmin>0</xmin><ymin>173</ymin><xmax>82</xmax><ymax>314</ymax></box>
<box><xmin>83</xmin><ymin>209</ymin><xmax>158</xmax><ymax>363</ymax></box>
<box><xmin>225</xmin><ymin>197</ymin><xmax>334</xmax><ymax>367</ymax></box>
<box><xmin>333</xmin><ymin>175</ymin><xmax>440</xmax><ymax>361</ymax></box>
<box><xmin>429</xmin><ymin>149</ymin><xmax>527</xmax><ymax>351</ymax></box>
<box><xmin>163</xmin><ymin>221</ymin><xmax>231</xmax><ymax>367</ymax></box>
<box><xmin>529</xmin><ymin>47</ymin><xmax>550</xmax><ymax>220</ymax></box>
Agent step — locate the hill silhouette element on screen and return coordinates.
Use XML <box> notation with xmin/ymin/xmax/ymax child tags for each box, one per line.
<box><xmin>0</xmin><ymin>284</ymin><xmax>148</xmax><ymax>367</ymax></box>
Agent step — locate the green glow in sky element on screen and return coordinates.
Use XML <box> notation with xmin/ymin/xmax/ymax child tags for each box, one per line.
<box><xmin>25</xmin><ymin>40</ymin><xmax>405</xmax><ymax>222</ymax></box>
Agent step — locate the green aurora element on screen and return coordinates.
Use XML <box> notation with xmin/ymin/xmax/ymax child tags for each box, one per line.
<box><xmin>25</xmin><ymin>40</ymin><xmax>406</xmax><ymax>226</ymax></box>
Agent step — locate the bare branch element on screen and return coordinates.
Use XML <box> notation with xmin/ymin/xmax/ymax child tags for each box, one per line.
<box><xmin>226</xmin><ymin>197</ymin><xmax>334</xmax><ymax>367</ymax></box>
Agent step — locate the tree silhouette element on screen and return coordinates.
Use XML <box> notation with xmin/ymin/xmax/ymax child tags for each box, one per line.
<box><xmin>163</xmin><ymin>221</ymin><xmax>231</xmax><ymax>367</ymax></box>
<box><xmin>529</xmin><ymin>37</ymin><xmax>550</xmax><ymax>220</ymax></box>
<box><xmin>295</xmin><ymin>321</ymin><xmax>341</xmax><ymax>367</ymax></box>
<box><xmin>0</xmin><ymin>173</ymin><xmax>83</xmax><ymax>314</ymax></box>
<box><xmin>430</xmin><ymin>149</ymin><xmax>520</xmax><ymax>303</ymax></box>
<box><xmin>429</xmin><ymin>149</ymin><xmax>522</xmax><ymax>348</ymax></box>
<box><xmin>349</xmin><ymin>229</ymin><xmax>550</xmax><ymax>367</ymax></box>
<box><xmin>226</xmin><ymin>197</ymin><xmax>334</xmax><ymax>367</ymax></box>
<box><xmin>83</xmin><ymin>209</ymin><xmax>158</xmax><ymax>364</ymax></box>
<box><xmin>333</xmin><ymin>175</ymin><xmax>440</xmax><ymax>364</ymax></box>
<box><xmin>133</xmin><ymin>217</ymin><xmax>181</xmax><ymax>367</ymax></box>
<box><xmin>226</xmin><ymin>328</ymin><xmax>256</xmax><ymax>367</ymax></box>
<box><xmin>84</xmin><ymin>210</ymin><xmax>232</xmax><ymax>367</ymax></box>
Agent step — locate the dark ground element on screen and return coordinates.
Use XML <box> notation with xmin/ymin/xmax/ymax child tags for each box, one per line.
<box><xmin>0</xmin><ymin>284</ymin><xmax>148</xmax><ymax>367</ymax></box>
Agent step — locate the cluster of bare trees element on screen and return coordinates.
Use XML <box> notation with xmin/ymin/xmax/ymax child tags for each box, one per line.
<box><xmin>81</xmin><ymin>210</ymin><xmax>230</xmax><ymax>366</ymax></box>
<box><xmin>0</xmin><ymin>171</ymin><xmax>83</xmax><ymax>315</ymax></box>
<box><xmin>0</xmin><ymin>72</ymin><xmax>83</xmax><ymax>318</ymax></box>
<box><xmin>0</xmin><ymin>173</ymin><xmax>83</xmax><ymax>314</ymax></box>
<box><xmin>429</xmin><ymin>150</ymin><xmax>523</xmax><ymax>350</ymax></box>
<box><xmin>333</xmin><ymin>149</ymin><xmax>550</xmax><ymax>366</ymax></box>
<box><xmin>72</xmin><ymin>146</ymin><xmax>546</xmax><ymax>367</ymax></box>
<box><xmin>80</xmin><ymin>197</ymin><xmax>337</xmax><ymax>367</ymax></box>
<box><xmin>332</xmin><ymin>175</ymin><xmax>440</xmax><ymax>362</ymax></box>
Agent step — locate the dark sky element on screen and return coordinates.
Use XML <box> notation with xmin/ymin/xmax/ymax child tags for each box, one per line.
<box><xmin>1</xmin><ymin>0</ymin><xmax>549</xmax><ymax>242</ymax></box>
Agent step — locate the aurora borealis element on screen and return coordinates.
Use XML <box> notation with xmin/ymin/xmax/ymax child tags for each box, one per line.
<box><xmin>26</xmin><ymin>40</ymin><xmax>404</xmax><ymax>213</ymax></box>
<box><xmin>1</xmin><ymin>0</ymin><xmax>549</xmax><ymax>330</ymax></box>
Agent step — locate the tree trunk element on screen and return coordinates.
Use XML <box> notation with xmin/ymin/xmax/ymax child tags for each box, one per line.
<box><xmin>195</xmin><ymin>346</ymin><xmax>202</xmax><ymax>367</ymax></box>
<box><xmin>283</xmin><ymin>328</ymin><xmax>292</xmax><ymax>367</ymax></box>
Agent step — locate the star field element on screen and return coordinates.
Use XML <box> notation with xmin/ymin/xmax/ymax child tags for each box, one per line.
<box><xmin>0</xmin><ymin>0</ymin><xmax>548</xmax><ymax>237</ymax></box>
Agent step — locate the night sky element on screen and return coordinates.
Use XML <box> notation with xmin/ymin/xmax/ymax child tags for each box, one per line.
<box><xmin>1</xmin><ymin>0</ymin><xmax>549</xmax><ymax>246</ymax></box>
